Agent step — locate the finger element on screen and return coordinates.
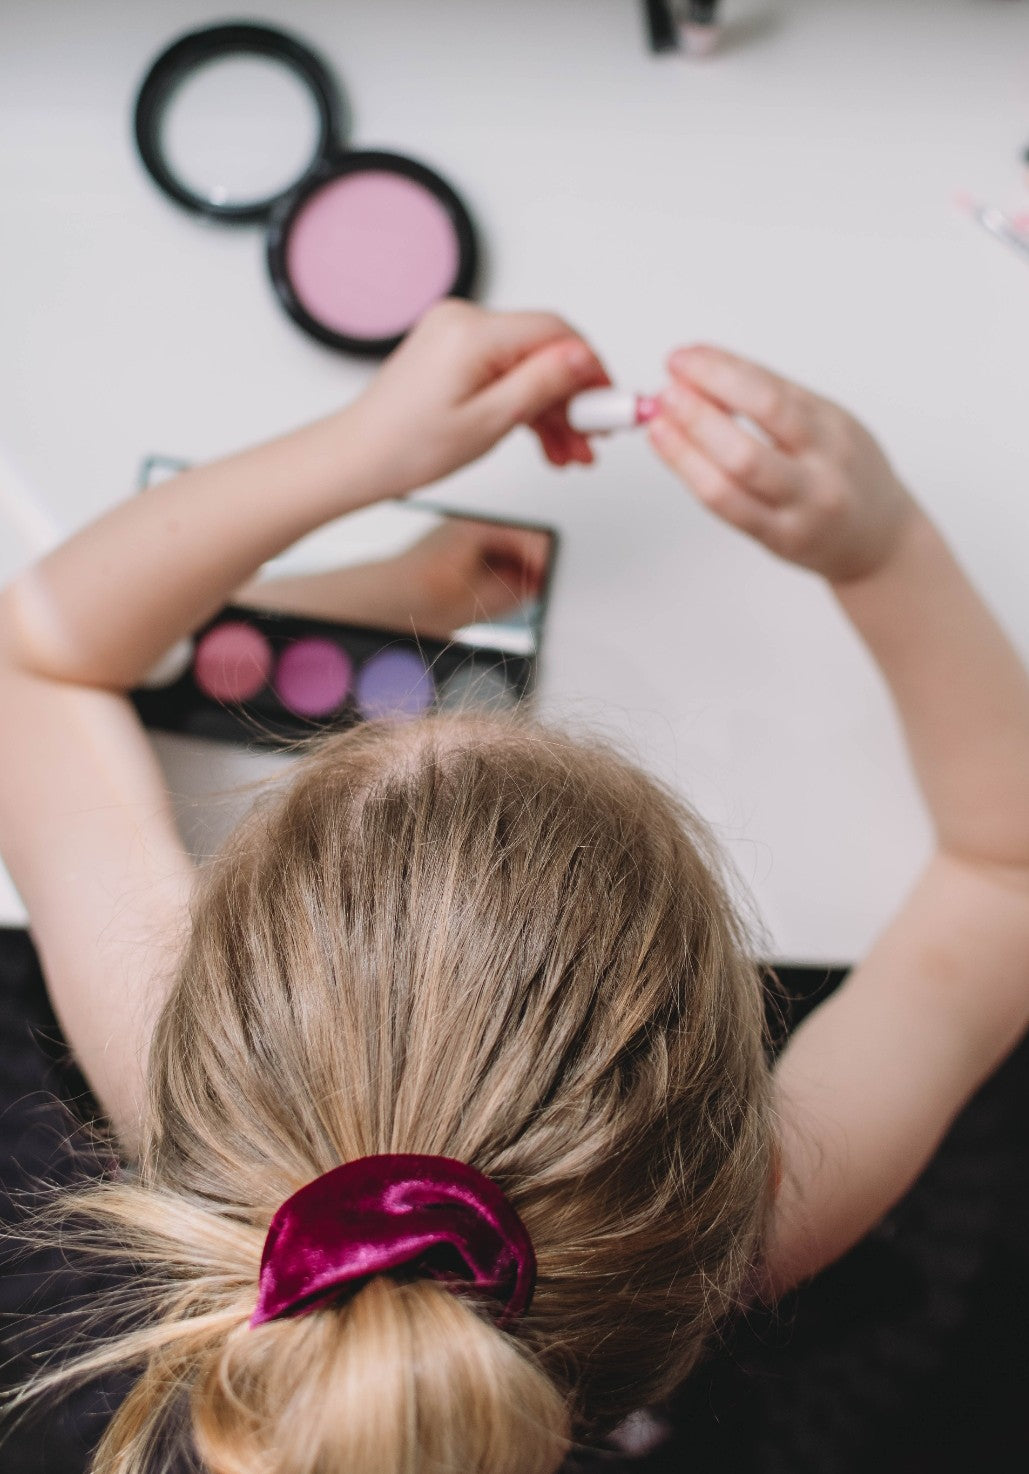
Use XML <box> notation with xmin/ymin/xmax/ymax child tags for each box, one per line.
<box><xmin>535</xmin><ymin>373</ymin><xmax>617</xmax><ymax>462</ymax></box>
<box><xmin>533</xmin><ymin>405</ymin><xmax>595</xmax><ymax>465</ymax></box>
<box><xmin>481</xmin><ymin>548</ymin><xmax>544</xmax><ymax>603</ymax></box>
<box><xmin>647</xmin><ymin>414</ymin><xmax>778</xmax><ymax>542</ymax></box>
<box><xmin>659</xmin><ymin>382</ymin><xmax>799</xmax><ymax>505</ymax></box>
<box><xmin>423</xmin><ymin>300</ymin><xmax>578</xmax><ymax>366</ymax></box>
<box><xmin>668</xmin><ymin>345</ymin><xmax>817</xmax><ymax>452</ymax></box>
<box><xmin>473</xmin><ymin>307</ymin><xmax>586</xmax><ymax>372</ymax></box>
<box><xmin>474</xmin><ymin>562</ymin><xmax>539</xmax><ymax>618</ymax></box>
<box><xmin>478</xmin><ymin>335</ymin><xmax>610</xmax><ymax>433</ymax></box>
<box><xmin>520</xmin><ymin>532</ymin><xmax>552</xmax><ymax>588</ymax></box>
<box><xmin>533</xmin><ymin>418</ymin><xmax>571</xmax><ymax>466</ymax></box>
<box><xmin>486</xmin><ymin>526</ymin><xmax>552</xmax><ymax>587</ymax></box>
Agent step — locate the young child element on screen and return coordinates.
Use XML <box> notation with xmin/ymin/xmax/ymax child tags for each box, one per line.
<box><xmin>0</xmin><ymin>300</ymin><xmax>1027</xmax><ymax>1474</ymax></box>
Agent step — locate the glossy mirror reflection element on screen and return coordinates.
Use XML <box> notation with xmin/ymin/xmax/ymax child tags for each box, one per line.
<box><xmin>238</xmin><ymin>501</ymin><xmax>553</xmax><ymax>656</ymax></box>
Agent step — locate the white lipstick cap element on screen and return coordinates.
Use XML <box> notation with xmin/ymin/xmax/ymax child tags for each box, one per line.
<box><xmin>567</xmin><ymin>389</ymin><xmax>639</xmax><ymax>434</ymax></box>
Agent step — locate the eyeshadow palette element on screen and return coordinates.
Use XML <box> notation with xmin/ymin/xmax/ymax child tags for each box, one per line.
<box><xmin>131</xmin><ymin>603</ymin><xmax>533</xmax><ymax>748</ymax></box>
<box><xmin>132</xmin><ymin>459</ymin><xmax>556</xmax><ymax>748</ymax></box>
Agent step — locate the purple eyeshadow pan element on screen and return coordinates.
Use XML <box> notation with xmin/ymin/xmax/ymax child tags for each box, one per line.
<box><xmin>194</xmin><ymin>621</ymin><xmax>272</xmax><ymax>702</ymax></box>
<box><xmin>354</xmin><ymin>648</ymin><xmax>434</xmax><ymax>721</ymax></box>
<box><xmin>275</xmin><ymin>637</ymin><xmax>353</xmax><ymax>717</ymax></box>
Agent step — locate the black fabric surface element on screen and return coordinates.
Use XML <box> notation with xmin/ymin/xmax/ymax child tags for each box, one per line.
<box><xmin>0</xmin><ymin>929</ymin><xmax>136</xmax><ymax>1472</ymax></box>
<box><xmin>0</xmin><ymin>928</ymin><xmax>1026</xmax><ymax>1473</ymax></box>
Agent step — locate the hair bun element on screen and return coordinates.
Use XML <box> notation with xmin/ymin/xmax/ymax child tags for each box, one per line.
<box><xmin>201</xmin><ymin>1276</ymin><xmax>568</xmax><ymax>1474</ymax></box>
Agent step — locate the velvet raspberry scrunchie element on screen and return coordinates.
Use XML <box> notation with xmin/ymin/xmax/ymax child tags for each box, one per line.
<box><xmin>249</xmin><ymin>1154</ymin><xmax>536</xmax><ymax>1327</ymax></box>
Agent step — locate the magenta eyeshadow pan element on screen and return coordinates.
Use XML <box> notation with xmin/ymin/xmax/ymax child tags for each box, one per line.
<box><xmin>275</xmin><ymin>636</ymin><xmax>353</xmax><ymax>717</ymax></box>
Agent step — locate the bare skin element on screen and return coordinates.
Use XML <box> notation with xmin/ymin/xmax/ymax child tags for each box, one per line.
<box><xmin>0</xmin><ymin>304</ymin><xmax>1027</xmax><ymax>1301</ymax></box>
<box><xmin>650</xmin><ymin>347</ymin><xmax>1029</xmax><ymax>1294</ymax></box>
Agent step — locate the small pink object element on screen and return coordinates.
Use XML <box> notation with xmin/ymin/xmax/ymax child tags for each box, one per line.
<box><xmin>194</xmin><ymin>621</ymin><xmax>272</xmax><ymax>703</ymax></box>
<box><xmin>275</xmin><ymin>637</ymin><xmax>353</xmax><ymax>718</ymax></box>
<box><xmin>679</xmin><ymin>23</ymin><xmax>720</xmax><ymax>56</ymax></box>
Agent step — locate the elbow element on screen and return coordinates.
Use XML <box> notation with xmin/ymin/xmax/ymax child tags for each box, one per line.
<box><xmin>0</xmin><ymin>574</ymin><xmax>98</xmax><ymax>686</ymax></box>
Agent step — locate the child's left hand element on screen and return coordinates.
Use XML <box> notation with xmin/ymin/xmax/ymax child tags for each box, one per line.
<box><xmin>647</xmin><ymin>345</ymin><xmax>916</xmax><ymax>584</ymax></box>
<box><xmin>350</xmin><ymin>299</ymin><xmax>610</xmax><ymax>499</ymax></box>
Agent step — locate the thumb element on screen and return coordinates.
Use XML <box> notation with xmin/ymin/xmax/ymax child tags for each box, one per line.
<box><xmin>477</xmin><ymin>338</ymin><xmax>607</xmax><ymax>432</ymax></box>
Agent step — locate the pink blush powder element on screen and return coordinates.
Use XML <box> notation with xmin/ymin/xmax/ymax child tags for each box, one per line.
<box><xmin>285</xmin><ymin>170</ymin><xmax>461</xmax><ymax>339</ymax></box>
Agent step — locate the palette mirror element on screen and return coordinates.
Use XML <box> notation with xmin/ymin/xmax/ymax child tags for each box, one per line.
<box><xmin>237</xmin><ymin>501</ymin><xmax>552</xmax><ymax>659</ymax></box>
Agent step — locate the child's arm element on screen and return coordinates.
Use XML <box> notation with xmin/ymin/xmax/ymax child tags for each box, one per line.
<box><xmin>0</xmin><ymin>302</ymin><xmax>607</xmax><ymax>1158</ymax></box>
<box><xmin>648</xmin><ymin>348</ymin><xmax>1029</xmax><ymax>1296</ymax></box>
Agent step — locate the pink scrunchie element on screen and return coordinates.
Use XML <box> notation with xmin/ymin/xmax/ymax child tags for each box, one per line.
<box><xmin>250</xmin><ymin>1154</ymin><xmax>536</xmax><ymax>1327</ymax></box>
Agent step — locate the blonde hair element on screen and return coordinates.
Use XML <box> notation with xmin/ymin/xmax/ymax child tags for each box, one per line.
<box><xmin>3</xmin><ymin>714</ymin><xmax>775</xmax><ymax>1474</ymax></box>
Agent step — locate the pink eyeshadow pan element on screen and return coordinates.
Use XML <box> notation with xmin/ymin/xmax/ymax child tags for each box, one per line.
<box><xmin>284</xmin><ymin>170</ymin><xmax>460</xmax><ymax>339</ymax></box>
<box><xmin>275</xmin><ymin>636</ymin><xmax>353</xmax><ymax>717</ymax></box>
<box><xmin>194</xmin><ymin>621</ymin><xmax>272</xmax><ymax>703</ymax></box>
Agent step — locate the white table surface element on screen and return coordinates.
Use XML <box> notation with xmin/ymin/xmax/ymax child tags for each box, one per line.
<box><xmin>1</xmin><ymin>0</ymin><xmax>1027</xmax><ymax>961</ymax></box>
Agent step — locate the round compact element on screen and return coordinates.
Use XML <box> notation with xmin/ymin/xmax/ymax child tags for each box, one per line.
<box><xmin>267</xmin><ymin>153</ymin><xmax>475</xmax><ymax>353</ymax></box>
<box><xmin>134</xmin><ymin>22</ymin><xmax>478</xmax><ymax>355</ymax></box>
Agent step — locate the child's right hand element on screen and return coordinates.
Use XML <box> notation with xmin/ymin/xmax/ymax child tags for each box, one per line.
<box><xmin>349</xmin><ymin>299</ymin><xmax>609</xmax><ymax>502</ymax></box>
<box><xmin>648</xmin><ymin>346</ymin><xmax>918</xmax><ymax>584</ymax></box>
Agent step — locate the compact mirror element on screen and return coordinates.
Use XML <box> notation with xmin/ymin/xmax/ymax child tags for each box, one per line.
<box><xmin>134</xmin><ymin>23</ymin><xmax>339</xmax><ymax>221</ymax></box>
<box><xmin>159</xmin><ymin>54</ymin><xmax>325</xmax><ymax>210</ymax></box>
